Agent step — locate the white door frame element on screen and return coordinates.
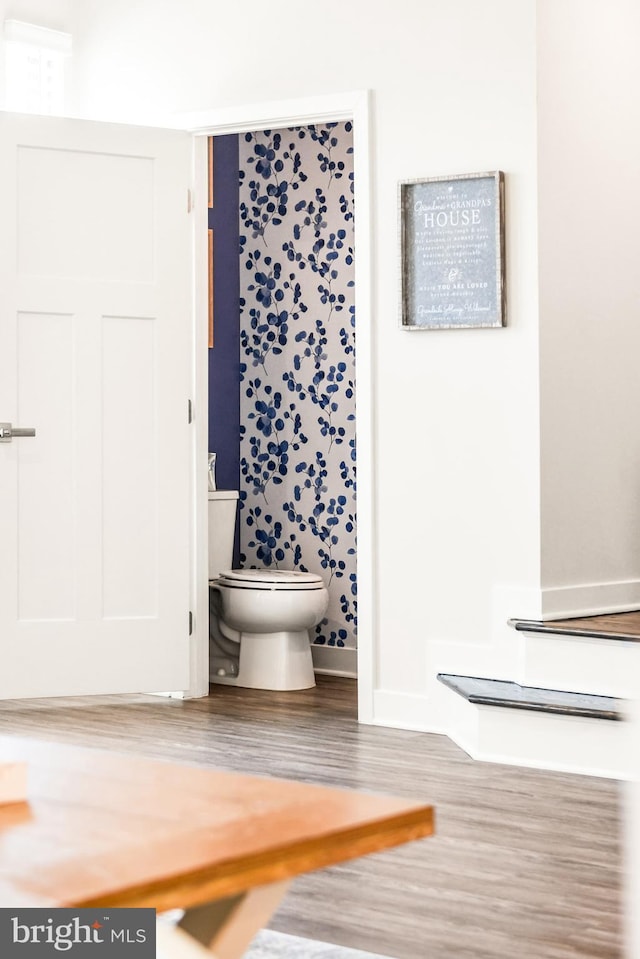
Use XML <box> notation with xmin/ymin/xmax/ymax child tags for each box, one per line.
<box><xmin>184</xmin><ymin>91</ymin><xmax>375</xmax><ymax>721</ymax></box>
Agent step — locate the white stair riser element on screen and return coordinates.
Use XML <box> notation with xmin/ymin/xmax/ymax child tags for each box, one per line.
<box><xmin>519</xmin><ymin>629</ymin><xmax>637</xmax><ymax>699</ymax></box>
<box><xmin>476</xmin><ymin>704</ymin><xmax>630</xmax><ymax>779</ymax></box>
<box><xmin>442</xmin><ymin>689</ymin><xmax>630</xmax><ymax>780</ymax></box>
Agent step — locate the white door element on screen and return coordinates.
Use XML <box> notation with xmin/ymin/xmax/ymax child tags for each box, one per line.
<box><xmin>0</xmin><ymin>112</ymin><xmax>194</xmax><ymax>698</ymax></box>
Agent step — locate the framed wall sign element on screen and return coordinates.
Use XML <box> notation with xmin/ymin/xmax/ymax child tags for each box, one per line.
<box><xmin>399</xmin><ymin>171</ymin><xmax>505</xmax><ymax>330</ymax></box>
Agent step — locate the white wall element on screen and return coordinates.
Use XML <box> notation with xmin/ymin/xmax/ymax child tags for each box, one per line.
<box><xmin>536</xmin><ymin>4</ymin><xmax>640</xmax><ymax>952</ymax></box>
<box><xmin>0</xmin><ymin>0</ymin><xmax>71</xmax><ymax>30</ymax></box>
<box><xmin>626</xmin><ymin>692</ymin><xmax>640</xmax><ymax>959</ymax></box>
<box><xmin>537</xmin><ymin>0</ymin><xmax>640</xmax><ymax>616</ymax></box>
<box><xmin>67</xmin><ymin>0</ymin><xmax>541</xmax><ymax>708</ymax></box>
<box><xmin>0</xmin><ymin>0</ymin><xmax>72</xmax><ymax>112</ymax></box>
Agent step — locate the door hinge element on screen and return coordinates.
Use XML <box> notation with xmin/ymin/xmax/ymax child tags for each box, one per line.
<box><xmin>189</xmin><ymin>611</ymin><xmax>194</xmax><ymax>636</ymax></box>
<box><xmin>187</xmin><ymin>188</ymin><xmax>193</xmax><ymax>213</ymax></box>
<box><xmin>188</xmin><ymin>399</ymin><xmax>193</xmax><ymax>423</ymax></box>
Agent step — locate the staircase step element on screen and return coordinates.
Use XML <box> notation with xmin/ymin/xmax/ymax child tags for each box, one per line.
<box><xmin>510</xmin><ymin>611</ymin><xmax>640</xmax><ymax>643</ymax></box>
<box><xmin>508</xmin><ymin>614</ymin><xmax>640</xmax><ymax>699</ymax></box>
<box><xmin>437</xmin><ymin>673</ymin><xmax>622</xmax><ymax>721</ymax></box>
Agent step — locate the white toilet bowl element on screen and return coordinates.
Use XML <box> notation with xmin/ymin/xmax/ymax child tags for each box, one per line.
<box><xmin>209</xmin><ymin>569</ymin><xmax>329</xmax><ymax>690</ymax></box>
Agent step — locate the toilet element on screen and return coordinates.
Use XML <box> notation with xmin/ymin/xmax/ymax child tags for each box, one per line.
<box><xmin>208</xmin><ymin>490</ymin><xmax>329</xmax><ymax>690</ymax></box>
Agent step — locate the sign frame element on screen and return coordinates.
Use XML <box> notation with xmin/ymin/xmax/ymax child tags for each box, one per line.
<box><xmin>399</xmin><ymin>170</ymin><xmax>506</xmax><ymax>330</ymax></box>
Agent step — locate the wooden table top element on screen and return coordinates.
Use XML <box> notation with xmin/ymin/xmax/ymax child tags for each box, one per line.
<box><xmin>0</xmin><ymin>736</ymin><xmax>434</xmax><ymax>912</ymax></box>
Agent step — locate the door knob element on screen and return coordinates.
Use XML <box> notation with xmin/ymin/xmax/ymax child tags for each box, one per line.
<box><xmin>0</xmin><ymin>422</ymin><xmax>37</xmax><ymax>442</ymax></box>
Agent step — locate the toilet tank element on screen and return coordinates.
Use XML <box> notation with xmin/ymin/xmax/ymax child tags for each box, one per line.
<box><xmin>208</xmin><ymin>490</ymin><xmax>239</xmax><ymax>579</ymax></box>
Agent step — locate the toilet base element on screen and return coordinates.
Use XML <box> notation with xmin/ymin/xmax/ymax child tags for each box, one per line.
<box><xmin>210</xmin><ymin>629</ymin><xmax>316</xmax><ymax>691</ymax></box>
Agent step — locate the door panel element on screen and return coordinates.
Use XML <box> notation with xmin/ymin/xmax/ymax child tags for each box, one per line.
<box><xmin>17</xmin><ymin>146</ymin><xmax>155</xmax><ymax>283</ymax></box>
<box><xmin>102</xmin><ymin>314</ymin><xmax>157</xmax><ymax>620</ymax></box>
<box><xmin>17</xmin><ymin>310</ymin><xmax>75</xmax><ymax>622</ymax></box>
<box><xmin>0</xmin><ymin>112</ymin><xmax>194</xmax><ymax>698</ymax></box>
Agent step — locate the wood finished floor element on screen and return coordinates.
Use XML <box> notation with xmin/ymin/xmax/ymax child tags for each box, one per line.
<box><xmin>0</xmin><ymin>677</ymin><xmax>623</xmax><ymax>959</ymax></box>
<box><xmin>524</xmin><ymin>610</ymin><xmax>640</xmax><ymax>640</ymax></box>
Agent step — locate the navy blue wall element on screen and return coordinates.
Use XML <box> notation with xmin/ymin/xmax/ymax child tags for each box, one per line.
<box><xmin>208</xmin><ymin>134</ymin><xmax>241</xmax><ymax>564</ymax></box>
<box><xmin>208</xmin><ymin>134</ymin><xmax>240</xmax><ymax>489</ymax></box>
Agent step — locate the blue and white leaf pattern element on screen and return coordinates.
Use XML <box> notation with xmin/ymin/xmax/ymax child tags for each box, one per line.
<box><xmin>239</xmin><ymin>122</ymin><xmax>356</xmax><ymax>649</ymax></box>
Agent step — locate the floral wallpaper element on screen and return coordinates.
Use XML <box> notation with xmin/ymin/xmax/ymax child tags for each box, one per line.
<box><xmin>238</xmin><ymin>122</ymin><xmax>356</xmax><ymax>649</ymax></box>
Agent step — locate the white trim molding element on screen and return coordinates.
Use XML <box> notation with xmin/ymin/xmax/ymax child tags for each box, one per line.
<box><xmin>178</xmin><ymin>91</ymin><xmax>369</xmax><ymax>136</ymax></box>
<box><xmin>188</xmin><ymin>134</ymin><xmax>211</xmax><ymax>698</ymax></box>
<box><xmin>539</xmin><ymin>579</ymin><xmax>640</xmax><ymax>620</ymax></box>
<box><xmin>311</xmin><ymin>645</ymin><xmax>358</xmax><ymax>679</ymax></box>
<box><xmin>3</xmin><ymin>19</ymin><xmax>72</xmax><ymax>54</ymax></box>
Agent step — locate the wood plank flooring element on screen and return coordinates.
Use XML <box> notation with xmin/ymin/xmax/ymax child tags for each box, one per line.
<box><xmin>0</xmin><ymin>677</ymin><xmax>623</xmax><ymax>959</ymax></box>
<box><xmin>551</xmin><ymin>611</ymin><xmax>640</xmax><ymax>635</ymax></box>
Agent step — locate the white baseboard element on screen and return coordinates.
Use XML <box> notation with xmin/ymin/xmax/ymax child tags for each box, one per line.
<box><xmin>539</xmin><ymin>579</ymin><xmax>640</xmax><ymax>620</ymax></box>
<box><xmin>311</xmin><ymin>644</ymin><xmax>357</xmax><ymax>678</ymax></box>
<box><xmin>372</xmin><ymin>688</ymin><xmax>440</xmax><ymax>732</ymax></box>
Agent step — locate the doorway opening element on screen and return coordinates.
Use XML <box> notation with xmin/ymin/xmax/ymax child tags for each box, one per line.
<box><xmin>190</xmin><ymin>93</ymin><xmax>374</xmax><ymax>719</ymax></box>
<box><xmin>209</xmin><ymin>120</ymin><xmax>357</xmax><ymax>680</ymax></box>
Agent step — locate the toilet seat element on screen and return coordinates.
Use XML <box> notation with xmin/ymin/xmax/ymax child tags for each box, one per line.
<box><xmin>213</xmin><ymin>569</ymin><xmax>326</xmax><ymax>591</ymax></box>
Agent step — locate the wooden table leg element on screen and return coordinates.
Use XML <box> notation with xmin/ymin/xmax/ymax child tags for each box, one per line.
<box><xmin>156</xmin><ymin>924</ymin><xmax>215</xmax><ymax>959</ymax></box>
<box><xmin>157</xmin><ymin>880</ymin><xmax>292</xmax><ymax>959</ymax></box>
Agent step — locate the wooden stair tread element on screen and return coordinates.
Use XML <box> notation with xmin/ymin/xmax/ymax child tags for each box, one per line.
<box><xmin>437</xmin><ymin>673</ymin><xmax>623</xmax><ymax>721</ymax></box>
<box><xmin>509</xmin><ymin>610</ymin><xmax>640</xmax><ymax>643</ymax></box>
